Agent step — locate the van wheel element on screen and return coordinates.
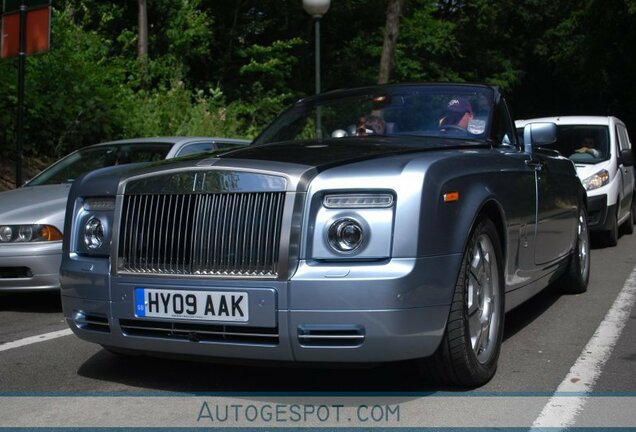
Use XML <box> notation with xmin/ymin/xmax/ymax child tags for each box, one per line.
<box><xmin>606</xmin><ymin>208</ymin><xmax>618</xmax><ymax>247</ymax></box>
<box><xmin>623</xmin><ymin>207</ymin><xmax>634</xmax><ymax>235</ymax></box>
<box><xmin>420</xmin><ymin>217</ymin><xmax>504</xmax><ymax>386</ymax></box>
<box><xmin>558</xmin><ymin>206</ymin><xmax>590</xmax><ymax>294</ymax></box>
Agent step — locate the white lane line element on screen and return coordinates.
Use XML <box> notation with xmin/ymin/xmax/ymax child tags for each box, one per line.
<box><xmin>532</xmin><ymin>265</ymin><xmax>636</xmax><ymax>428</ymax></box>
<box><xmin>0</xmin><ymin>329</ymin><xmax>73</xmax><ymax>352</ymax></box>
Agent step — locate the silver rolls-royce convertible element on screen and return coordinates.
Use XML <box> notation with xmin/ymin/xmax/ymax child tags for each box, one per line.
<box><xmin>60</xmin><ymin>83</ymin><xmax>589</xmax><ymax>386</ymax></box>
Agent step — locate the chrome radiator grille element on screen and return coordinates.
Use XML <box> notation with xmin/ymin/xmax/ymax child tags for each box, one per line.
<box><xmin>117</xmin><ymin>192</ymin><xmax>285</xmax><ymax>277</ymax></box>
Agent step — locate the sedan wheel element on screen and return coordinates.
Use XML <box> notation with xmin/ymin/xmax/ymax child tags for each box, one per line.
<box><xmin>421</xmin><ymin>217</ymin><xmax>504</xmax><ymax>386</ymax></box>
<box><xmin>467</xmin><ymin>232</ymin><xmax>501</xmax><ymax>364</ymax></box>
<box><xmin>558</xmin><ymin>206</ymin><xmax>590</xmax><ymax>294</ymax></box>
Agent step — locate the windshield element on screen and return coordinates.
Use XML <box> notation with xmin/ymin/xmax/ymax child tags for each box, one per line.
<box><xmin>254</xmin><ymin>85</ymin><xmax>494</xmax><ymax>145</ymax></box>
<box><xmin>26</xmin><ymin>143</ymin><xmax>173</xmax><ymax>186</ymax></box>
<box><xmin>517</xmin><ymin>125</ymin><xmax>610</xmax><ymax>164</ymax></box>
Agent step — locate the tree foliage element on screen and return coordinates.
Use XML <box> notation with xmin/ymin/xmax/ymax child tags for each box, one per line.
<box><xmin>1</xmin><ymin>0</ymin><xmax>636</xmax><ymax>163</ymax></box>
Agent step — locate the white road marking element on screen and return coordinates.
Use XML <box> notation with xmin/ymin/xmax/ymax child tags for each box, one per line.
<box><xmin>532</xmin><ymin>265</ymin><xmax>636</xmax><ymax>428</ymax></box>
<box><xmin>0</xmin><ymin>329</ymin><xmax>73</xmax><ymax>352</ymax></box>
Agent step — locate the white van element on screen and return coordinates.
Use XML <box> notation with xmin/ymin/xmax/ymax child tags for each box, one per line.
<box><xmin>516</xmin><ymin>116</ymin><xmax>635</xmax><ymax>246</ymax></box>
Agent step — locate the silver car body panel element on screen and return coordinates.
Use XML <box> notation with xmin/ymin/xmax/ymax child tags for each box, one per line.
<box><xmin>0</xmin><ymin>184</ymin><xmax>69</xmax><ymax>291</ymax></box>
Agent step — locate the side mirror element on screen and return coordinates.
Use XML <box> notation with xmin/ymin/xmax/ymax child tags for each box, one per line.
<box><xmin>523</xmin><ymin>122</ymin><xmax>557</xmax><ymax>154</ymax></box>
<box><xmin>620</xmin><ymin>149</ymin><xmax>634</xmax><ymax>167</ymax></box>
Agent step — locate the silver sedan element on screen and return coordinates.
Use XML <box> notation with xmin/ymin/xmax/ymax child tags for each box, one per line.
<box><xmin>0</xmin><ymin>136</ymin><xmax>248</xmax><ymax>292</ymax></box>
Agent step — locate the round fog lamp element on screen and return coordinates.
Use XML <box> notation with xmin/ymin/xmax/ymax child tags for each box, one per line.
<box><xmin>328</xmin><ymin>218</ymin><xmax>364</xmax><ymax>253</ymax></box>
<box><xmin>84</xmin><ymin>217</ymin><xmax>104</xmax><ymax>249</ymax></box>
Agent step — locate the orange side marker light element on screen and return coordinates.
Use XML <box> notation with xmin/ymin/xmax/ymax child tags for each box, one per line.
<box><xmin>443</xmin><ymin>191</ymin><xmax>460</xmax><ymax>202</ymax></box>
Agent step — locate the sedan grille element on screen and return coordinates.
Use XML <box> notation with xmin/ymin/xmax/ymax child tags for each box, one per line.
<box><xmin>117</xmin><ymin>192</ymin><xmax>285</xmax><ymax>277</ymax></box>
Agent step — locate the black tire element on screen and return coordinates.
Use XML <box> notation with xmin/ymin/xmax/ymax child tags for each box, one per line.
<box><xmin>623</xmin><ymin>208</ymin><xmax>634</xmax><ymax>235</ymax></box>
<box><xmin>623</xmin><ymin>199</ymin><xmax>635</xmax><ymax>235</ymax></box>
<box><xmin>605</xmin><ymin>207</ymin><xmax>619</xmax><ymax>247</ymax></box>
<box><xmin>632</xmin><ymin>196</ymin><xmax>636</xmax><ymax>225</ymax></box>
<box><xmin>420</xmin><ymin>217</ymin><xmax>504</xmax><ymax>387</ymax></box>
<box><xmin>558</xmin><ymin>206</ymin><xmax>590</xmax><ymax>294</ymax></box>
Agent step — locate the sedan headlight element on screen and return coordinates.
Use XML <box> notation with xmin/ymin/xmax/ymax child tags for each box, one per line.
<box><xmin>0</xmin><ymin>224</ymin><xmax>63</xmax><ymax>243</ymax></box>
<box><xmin>311</xmin><ymin>192</ymin><xmax>395</xmax><ymax>259</ymax></box>
<box><xmin>76</xmin><ymin>197</ymin><xmax>115</xmax><ymax>256</ymax></box>
<box><xmin>582</xmin><ymin>169</ymin><xmax>609</xmax><ymax>191</ymax></box>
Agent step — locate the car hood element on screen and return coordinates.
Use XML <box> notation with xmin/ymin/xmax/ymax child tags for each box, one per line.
<box><xmin>219</xmin><ymin>137</ymin><xmax>479</xmax><ymax>169</ymax></box>
<box><xmin>71</xmin><ymin>137</ymin><xmax>488</xmax><ymax>199</ymax></box>
<box><xmin>0</xmin><ymin>184</ymin><xmax>71</xmax><ymax>228</ymax></box>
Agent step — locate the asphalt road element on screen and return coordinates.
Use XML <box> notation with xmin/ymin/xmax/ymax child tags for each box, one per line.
<box><xmin>1</xmin><ymin>230</ymin><xmax>635</xmax><ymax>428</ymax></box>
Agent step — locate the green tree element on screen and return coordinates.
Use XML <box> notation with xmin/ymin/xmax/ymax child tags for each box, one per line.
<box><xmin>0</xmin><ymin>6</ymin><xmax>129</xmax><ymax>158</ymax></box>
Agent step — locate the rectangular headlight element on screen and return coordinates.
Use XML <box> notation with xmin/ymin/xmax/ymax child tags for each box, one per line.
<box><xmin>323</xmin><ymin>193</ymin><xmax>394</xmax><ymax>209</ymax></box>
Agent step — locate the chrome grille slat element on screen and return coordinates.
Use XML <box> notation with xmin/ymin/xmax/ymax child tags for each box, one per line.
<box><xmin>121</xmin><ymin>324</ymin><xmax>279</xmax><ymax>339</ymax></box>
<box><xmin>204</xmin><ymin>194</ymin><xmax>215</xmax><ymax>272</ymax></box>
<box><xmin>131</xmin><ymin>195</ymin><xmax>140</xmax><ymax>269</ymax></box>
<box><xmin>118</xmin><ymin>192</ymin><xmax>285</xmax><ymax>277</ymax></box>
<box><xmin>233</xmin><ymin>194</ymin><xmax>244</xmax><ymax>270</ymax></box>
<box><xmin>74</xmin><ymin>313</ymin><xmax>111</xmax><ymax>333</ymax></box>
<box><xmin>150</xmin><ymin>195</ymin><xmax>160</xmax><ymax>272</ymax></box>
<box><xmin>183</xmin><ymin>195</ymin><xmax>193</xmax><ymax>273</ymax></box>
<box><xmin>189</xmin><ymin>194</ymin><xmax>200</xmax><ymax>274</ymax></box>
<box><xmin>119</xmin><ymin>318</ymin><xmax>279</xmax><ymax>345</ymax></box>
<box><xmin>240</xmin><ymin>194</ymin><xmax>252</xmax><ymax>271</ymax></box>
<box><xmin>163</xmin><ymin>196</ymin><xmax>172</xmax><ymax>271</ymax></box>
<box><xmin>299</xmin><ymin>334</ymin><xmax>365</xmax><ymax>340</ymax></box>
<box><xmin>167</xmin><ymin>196</ymin><xmax>180</xmax><ymax>273</ymax></box>
<box><xmin>256</xmin><ymin>193</ymin><xmax>265</xmax><ymax>269</ymax></box>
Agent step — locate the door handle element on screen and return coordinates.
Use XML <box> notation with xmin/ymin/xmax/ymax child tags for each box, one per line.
<box><xmin>525</xmin><ymin>159</ymin><xmax>543</xmax><ymax>171</ymax></box>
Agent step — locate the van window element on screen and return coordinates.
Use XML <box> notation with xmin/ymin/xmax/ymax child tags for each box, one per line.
<box><xmin>544</xmin><ymin>125</ymin><xmax>611</xmax><ymax>164</ymax></box>
<box><xmin>616</xmin><ymin>124</ymin><xmax>631</xmax><ymax>151</ymax></box>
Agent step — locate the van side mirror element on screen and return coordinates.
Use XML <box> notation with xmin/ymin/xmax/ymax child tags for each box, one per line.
<box><xmin>620</xmin><ymin>149</ymin><xmax>634</xmax><ymax>167</ymax></box>
<box><xmin>523</xmin><ymin>122</ymin><xmax>557</xmax><ymax>154</ymax></box>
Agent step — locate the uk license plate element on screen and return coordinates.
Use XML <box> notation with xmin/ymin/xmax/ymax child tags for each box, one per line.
<box><xmin>134</xmin><ymin>288</ymin><xmax>249</xmax><ymax>322</ymax></box>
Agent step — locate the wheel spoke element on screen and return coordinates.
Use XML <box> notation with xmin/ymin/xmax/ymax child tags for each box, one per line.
<box><xmin>475</xmin><ymin>317</ymin><xmax>491</xmax><ymax>354</ymax></box>
<box><xmin>468</xmin><ymin>241</ymin><xmax>486</xmax><ymax>313</ymax></box>
<box><xmin>467</xmin><ymin>272</ymin><xmax>481</xmax><ymax>313</ymax></box>
<box><xmin>480</xmin><ymin>242</ymin><xmax>492</xmax><ymax>286</ymax></box>
<box><xmin>468</xmin><ymin>308</ymin><xmax>482</xmax><ymax>347</ymax></box>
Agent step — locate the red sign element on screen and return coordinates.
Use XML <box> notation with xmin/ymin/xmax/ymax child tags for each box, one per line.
<box><xmin>1</xmin><ymin>5</ymin><xmax>50</xmax><ymax>59</ymax></box>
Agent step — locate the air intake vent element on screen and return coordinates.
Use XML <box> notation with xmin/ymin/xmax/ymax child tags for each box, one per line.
<box><xmin>117</xmin><ymin>192</ymin><xmax>285</xmax><ymax>277</ymax></box>
<box><xmin>0</xmin><ymin>266</ymin><xmax>31</xmax><ymax>279</ymax></box>
<box><xmin>298</xmin><ymin>325</ymin><xmax>365</xmax><ymax>347</ymax></box>
<box><xmin>74</xmin><ymin>312</ymin><xmax>110</xmax><ymax>333</ymax></box>
<box><xmin>120</xmin><ymin>319</ymin><xmax>279</xmax><ymax>345</ymax></box>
